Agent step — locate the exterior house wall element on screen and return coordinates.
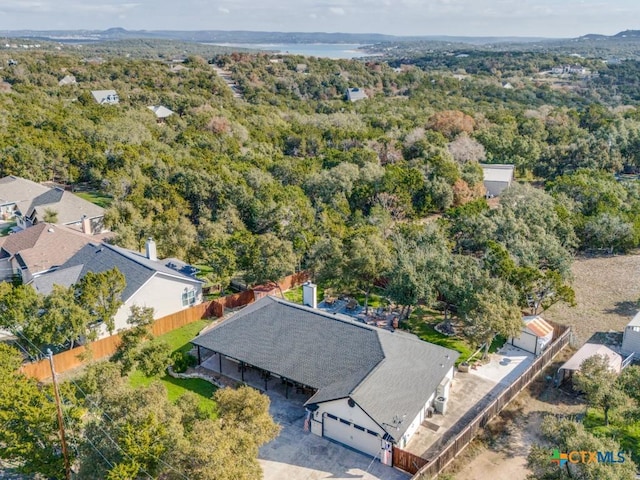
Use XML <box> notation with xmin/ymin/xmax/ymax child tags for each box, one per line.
<box><xmin>622</xmin><ymin>326</ymin><xmax>640</xmax><ymax>356</ymax></box>
<box><xmin>484</xmin><ymin>180</ymin><xmax>511</xmax><ymax>197</ymax></box>
<box><xmin>0</xmin><ymin>258</ymin><xmax>13</xmax><ymax>281</ymax></box>
<box><xmin>312</xmin><ymin>398</ymin><xmax>385</xmax><ymax>437</ymax></box>
<box><xmin>400</xmin><ymin>391</ymin><xmax>436</xmax><ymax>448</ymax></box>
<box><xmin>105</xmin><ymin>273</ymin><xmax>203</xmax><ymax>336</ymax></box>
<box><xmin>311</xmin><ymin>397</ymin><xmax>389</xmax><ymax>460</ymax></box>
<box><xmin>510</xmin><ymin>330</ymin><xmax>539</xmax><ymax>354</ymax></box>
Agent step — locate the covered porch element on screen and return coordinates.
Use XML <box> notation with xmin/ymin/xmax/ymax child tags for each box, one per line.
<box><xmin>196</xmin><ymin>346</ymin><xmax>317</xmax><ymax>402</ymax></box>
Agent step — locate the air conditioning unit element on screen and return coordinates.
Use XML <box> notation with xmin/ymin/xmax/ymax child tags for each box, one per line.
<box><xmin>434</xmin><ymin>396</ymin><xmax>448</xmax><ymax>415</ymax></box>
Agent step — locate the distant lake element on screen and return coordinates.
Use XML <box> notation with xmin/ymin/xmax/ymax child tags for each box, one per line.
<box><xmin>205</xmin><ymin>43</ymin><xmax>374</xmax><ymax>59</ymax></box>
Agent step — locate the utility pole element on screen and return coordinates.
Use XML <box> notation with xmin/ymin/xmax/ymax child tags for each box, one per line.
<box><xmin>48</xmin><ymin>350</ymin><xmax>71</xmax><ymax>480</ymax></box>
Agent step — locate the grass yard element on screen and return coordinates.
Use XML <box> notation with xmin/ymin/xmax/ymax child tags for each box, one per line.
<box><xmin>284</xmin><ymin>282</ymin><xmax>387</xmax><ymax>309</ymax></box>
<box><xmin>129</xmin><ymin>318</ymin><xmax>217</xmax><ymax>415</ymax></box>
<box><xmin>402</xmin><ymin>307</ymin><xmax>474</xmax><ymax>365</ymax></box>
<box><xmin>75</xmin><ymin>191</ymin><xmax>113</xmax><ymax>208</ymax></box>
<box><xmin>584</xmin><ymin>408</ymin><xmax>640</xmax><ymax>464</ymax></box>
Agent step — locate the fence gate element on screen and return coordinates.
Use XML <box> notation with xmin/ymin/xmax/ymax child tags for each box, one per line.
<box><xmin>392</xmin><ymin>447</ymin><xmax>428</xmax><ymax>475</ymax></box>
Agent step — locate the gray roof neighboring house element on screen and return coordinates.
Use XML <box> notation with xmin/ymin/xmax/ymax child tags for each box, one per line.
<box><xmin>192</xmin><ymin>296</ymin><xmax>459</xmax><ymax>441</ymax></box>
<box><xmin>31</xmin><ymin>242</ymin><xmax>202</xmax><ymax>299</ymax></box>
<box><xmin>480</xmin><ymin>163</ymin><xmax>515</xmax><ymax>197</ymax></box>
<box><xmin>26</xmin><ymin>188</ymin><xmax>104</xmax><ymax>226</ymax></box>
<box><xmin>147</xmin><ymin>105</ymin><xmax>174</xmax><ymax>119</ymax></box>
<box><xmin>346</xmin><ymin>87</ymin><xmax>368</xmax><ymax>102</ymax></box>
<box><xmin>58</xmin><ymin>75</ymin><xmax>77</xmax><ymax>86</ymax></box>
<box><xmin>0</xmin><ymin>175</ymin><xmax>50</xmax><ymax>210</ymax></box>
<box><xmin>91</xmin><ymin>89</ymin><xmax>119</xmax><ymax>104</ymax></box>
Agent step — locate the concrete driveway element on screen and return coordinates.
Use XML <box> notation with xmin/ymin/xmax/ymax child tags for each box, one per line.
<box><xmin>259</xmin><ymin>392</ymin><xmax>410</xmax><ymax>480</ymax></box>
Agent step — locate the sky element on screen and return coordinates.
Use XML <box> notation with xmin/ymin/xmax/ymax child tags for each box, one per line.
<box><xmin>0</xmin><ymin>0</ymin><xmax>638</xmax><ymax>38</ymax></box>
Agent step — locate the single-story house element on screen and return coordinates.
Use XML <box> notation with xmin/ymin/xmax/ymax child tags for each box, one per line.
<box><xmin>91</xmin><ymin>89</ymin><xmax>119</xmax><ymax>104</ymax></box>
<box><xmin>58</xmin><ymin>75</ymin><xmax>77</xmax><ymax>86</ymax></box>
<box><xmin>621</xmin><ymin>311</ymin><xmax>640</xmax><ymax>358</ymax></box>
<box><xmin>147</xmin><ymin>105</ymin><xmax>174</xmax><ymax>121</ymax></box>
<box><xmin>556</xmin><ymin>343</ymin><xmax>622</xmax><ymax>384</ymax></box>
<box><xmin>18</xmin><ymin>187</ymin><xmax>105</xmax><ymax>234</ymax></box>
<box><xmin>346</xmin><ymin>87</ymin><xmax>368</xmax><ymax>102</ymax></box>
<box><xmin>479</xmin><ymin>164</ymin><xmax>515</xmax><ymax>197</ymax></box>
<box><xmin>509</xmin><ymin>315</ymin><xmax>554</xmax><ymax>356</ymax></box>
<box><xmin>0</xmin><ymin>175</ymin><xmax>50</xmax><ymax>220</ymax></box>
<box><xmin>32</xmin><ymin>238</ymin><xmax>203</xmax><ymax>337</ymax></box>
<box><xmin>192</xmin><ymin>296</ymin><xmax>459</xmax><ymax>462</ymax></box>
<box><xmin>0</xmin><ymin>223</ymin><xmax>106</xmax><ymax>283</ymax></box>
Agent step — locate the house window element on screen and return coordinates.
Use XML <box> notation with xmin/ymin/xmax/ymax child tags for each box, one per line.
<box><xmin>182</xmin><ymin>288</ymin><xmax>196</xmax><ymax>307</ymax></box>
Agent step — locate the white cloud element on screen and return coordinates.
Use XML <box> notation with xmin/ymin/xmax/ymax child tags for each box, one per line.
<box><xmin>218</xmin><ymin>6</ymin><xmax>230</xmax><ymax>14</ymax></box>
<box><xmin>329</xmin><ymin>6</ymin><xmax>345</xmax><ymax>15</ymax></box>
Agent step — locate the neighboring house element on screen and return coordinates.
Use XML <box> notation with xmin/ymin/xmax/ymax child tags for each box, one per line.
<box><xmin>509</xmin><ymin>315</ymin><xmax>554</xmax><ymax>356</ymax></box>
<box><xmin>192</xmin><ymin>296</ymin><xmax>459</xmax><ymax>461</ymax></box>
<box><xmin>0</xmin><ymin>175</ymin><xmax>50</xmax><ymax>220</ymax></box>
<box><xmin>346</xmin><ymin>87</ymin><xmax>368</xmax><ymax>102</ymax></box>
<box><xmin>621</xmin><ymin>311</ymin><xmax>640</xmax><ymax>358</ymax></box>
<box><xmin>147</xmin><ymin>105</ymin><xmax>174</xmax><ymax>122</ymax></box>
<box><xmin>0</xmin><ymin>223</ymin><xmax>101</xmax><ymax>283</ymax></box>
<box><xmin>58</xmin><ymin>75</ymin><xmax>77</xmax><ymax>86</ymax></box>
<box><xmin>169</xmin><ymin>64</ymin><xmax>189</xmax><ymax>73</ymax></box>
<box><xmin>91</xmin><ymin>89</ymin><xmax>119</xmax><ymax>104</ymax></box>
<box><xmin>479</xmin><ymin>163</ymin><xmax>515</xmax><ymax>197</ymax></box>
<box><xmin>18</xmin><ymin>187</ymin><xmax>105</xmax><ymax>234</ymax></box>
<box><xmin>32</xmin><ymin>239</ymin><xmax>203</xmax><ymax>336</ymax></box>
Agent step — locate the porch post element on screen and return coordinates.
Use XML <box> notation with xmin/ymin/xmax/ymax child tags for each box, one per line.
<box><xmin>197</xmin><ymin>345</ymin><xmax>201</xmax><ymax>365</ymax></box>
<box><xmin>219</xmin><ymin>353</ymin><xmax>222</xmax><ymax>373</ymax></box>
<box><xmin>285</xmin><ymin>379</ymin><xmax>289</xmax><ymax>399</ymax></box>
<box><xmin>241</xmin><ymin>362</ymin><xmax>244</xmax><ymax>382</ymax></box>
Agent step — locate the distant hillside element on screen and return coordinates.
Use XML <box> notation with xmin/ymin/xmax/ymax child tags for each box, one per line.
<box><xmin>3</xmin><ymin>28</ymin><xmax>552</xmax><ymax>45</ymax></box>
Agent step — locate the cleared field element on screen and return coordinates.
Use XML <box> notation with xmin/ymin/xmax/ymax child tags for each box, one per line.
<box><xmin>544</xmin><ymin>252</ymin><xmax>640</xmax><ymax>345</ymax></box>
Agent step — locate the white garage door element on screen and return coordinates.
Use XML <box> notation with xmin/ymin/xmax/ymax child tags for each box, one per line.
<box><xmin>323</xmin><ymin>414</ymin><xmax>383</xmax><ymax>458</ymax></box>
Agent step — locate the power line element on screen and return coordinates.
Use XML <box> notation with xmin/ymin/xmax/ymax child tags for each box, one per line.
<box><xmin>14</xmin><ymin>330</ymin><xmax>191</xmax><ymax>480</ymax></box>
<box><xmin>13</xmin><ymin>332</ymin><xmax>156</xmax><ymax>479</ymax></box>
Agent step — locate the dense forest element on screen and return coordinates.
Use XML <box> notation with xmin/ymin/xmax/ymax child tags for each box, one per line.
<box><xmin>1</xmin><ymin>46</ymin><xmax>640</xmax><ymax>346</ymax></box>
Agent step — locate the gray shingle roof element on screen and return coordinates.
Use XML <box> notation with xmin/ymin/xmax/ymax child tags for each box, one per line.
<box><xmin>31</xmin><ymin>243</ymin><xmax>202</xmax><ymax>298</ymax></box>
<box><xmin>26</xmin><ymin>188</ymin><xmax>104</xmax><ymax>225</ymax></box>
<box><xmin>192</xmin><ymin>296</ymin><xmax>459</xmax><ymax>441</ymax></box>
<box><xmin>0</xmin><ymin>175</ymin><xmax>50</xmax><ymax>210</ymax></box>
<box><xmin>32</xmin><ymin>265</ymin><xmax>84</xmax><ymax>295</ymax></box>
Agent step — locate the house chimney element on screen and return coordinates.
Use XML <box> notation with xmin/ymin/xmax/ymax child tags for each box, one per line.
<box><xmin>81</xmin><ymin>215</ymin><xmax>92</xmax><ymax>235</ymax></box>
<box><xmin>145</xmin><ymin>237</ymin><xmax>157</xmax><ymax>261</ymax></box>
<box><xmin>302</xmin><ymin>282</ymin><xmax>317</xmax><ymax>309</ymax></box>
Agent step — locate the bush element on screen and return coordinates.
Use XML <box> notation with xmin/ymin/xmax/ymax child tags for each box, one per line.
<box><xmin>171</xmin><ymin>350</ymin><xmax>198</xmax><ymax>373</ymax></box>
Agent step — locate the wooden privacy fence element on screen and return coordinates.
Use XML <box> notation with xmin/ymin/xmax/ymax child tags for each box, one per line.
<box><xmin>21</xmin><ymin>272</ymin><xmax>310</xmax><ymax>381</ymax></box>
<box><xmin>210</xmin><ymin>271</ymin><xmax>310</xmax><ymax>317</ymax></box>
<box><xmin>411</xmin><ymin>325</ymin><xmax>572</xmax><ymax>480</ymax></box>
<box><xmin>393</xmin><ymin>447</ymin><xmax>428</xmax><ymax>475</ymax></box>
<box><xmin>21</xmin><ymin>301</ymin><xmax>215</xmax><ymax>381</ymax></box>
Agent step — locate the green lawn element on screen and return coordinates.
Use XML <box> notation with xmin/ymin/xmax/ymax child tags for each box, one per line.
<box><xmin>284</xmin><ymin>283</ymin><xmax>386</xmax><ymax>309</ymax></box>
<box><xmin>284</xmin><ymin>284</ymin><xmax>327</xmax><ymax>303</ymax></box>
<box><xmin>402</xmin><ymin>307</ymin><xmax>475</xmax><ymax>365</ymax></box>
<box><xmin>584</xmin><ymin>408</ymin><xmax>640</xmax><ymax>464</ymax></box>
<box><xmin>129</xmin><ymin>319</ymin><xmax>217</xmax><ymax>414</ymax></box>
<box><xmin>75</xmin><ymin>191</ymin><xmax>113</xmax><ymax>208</ymax></box>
